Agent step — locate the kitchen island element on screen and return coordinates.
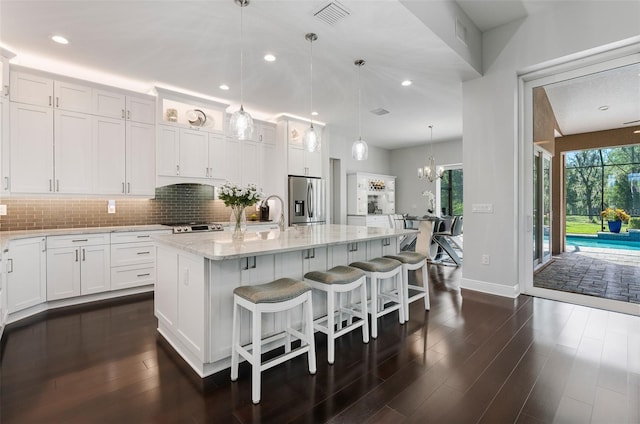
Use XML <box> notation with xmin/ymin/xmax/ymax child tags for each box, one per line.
<box><xmin>153</xmin><ymin>224</ymin><xmax>415</xmax><ymax>378</ymax></box>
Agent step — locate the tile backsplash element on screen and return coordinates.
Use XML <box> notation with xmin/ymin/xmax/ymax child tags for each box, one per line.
<box><xmin>0</xmin><ymin>184</ymin><xmax>255</xmax><ymax>231</ymax></box>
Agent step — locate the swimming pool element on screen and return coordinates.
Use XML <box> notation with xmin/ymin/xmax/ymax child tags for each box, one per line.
<box><xmin>565</xmin><ymin>234</ymin><xmax>640</xmax><ymax>251</ymax></box>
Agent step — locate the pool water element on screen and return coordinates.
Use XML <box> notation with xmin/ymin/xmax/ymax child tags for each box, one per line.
<box><xmin>565</xmin><ymin>235</ymin><xmax>640</xmax><ymax>251</ymax></box>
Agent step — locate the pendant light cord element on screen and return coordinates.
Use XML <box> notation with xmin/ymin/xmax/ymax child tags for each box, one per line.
<box><xmin>309</xmin><ymin>38</ymin><xmax>313</xmax><ymax>126</ymax></box>
<box><xmin>357</xmin><ymin>63</ymin><xmax>362</xmax><ymax>139</ymax></box>
<box><xmin>239</xmin><ymin>2</ymin><xmax>244</xmax><ymax>108</ymax></box>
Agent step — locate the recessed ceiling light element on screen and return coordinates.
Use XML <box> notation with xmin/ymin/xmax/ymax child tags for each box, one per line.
<box><xmin>401</xmin><ymin>80</ymin><xmax>412</xmax><ymax>87</ymax></box>
<box><xmin>51</xmin><ymin>35</ymin><xmax>69</xmax><ymax>44</ymax></box>
<box><xmin>311</xmin><ymin>111</ymin><xmax>318</xmax><ymax>116</ymax></box>
<box><xmin>598</xmin><ymin>105</ymin><xmax>609</xmax><ymax>111</ymax></box>
<box><xmin>219</xmin><ymin>84</ymin><xmax>229</xmax><ymax>90</ymax></box>
<box><xmin>264</xmin><ymin>54</ymin><xmax>276</xmax><ymax>62</ymax></box>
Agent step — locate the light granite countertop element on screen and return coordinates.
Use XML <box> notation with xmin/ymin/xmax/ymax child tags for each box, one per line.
<box><xmin>153</xmin><ymin>224</ymin><xmax>417</xmax><ymax>260</ymax></box>
<box><xmin>0</xmin><ymin>225</ymin><xmax>171</xmax><ymax>250</ymax></box>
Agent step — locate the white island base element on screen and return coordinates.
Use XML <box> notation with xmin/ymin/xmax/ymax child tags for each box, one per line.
<box><xmin>153</xmin><ymin>224</ymin><xmax>414</xmax><ymax>378</ymax></box>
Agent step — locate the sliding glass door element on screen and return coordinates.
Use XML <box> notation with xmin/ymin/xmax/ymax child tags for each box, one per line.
<box><xmin>534</xmin><ymin>149</ymin><xmax>552</xmax><ymax>268</ymax></box>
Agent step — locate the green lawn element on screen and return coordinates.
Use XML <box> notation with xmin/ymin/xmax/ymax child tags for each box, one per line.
<box><xmin>565</xmin><ymin>215</ymin><xmax>628</xmax><ymax>234</ymax></box>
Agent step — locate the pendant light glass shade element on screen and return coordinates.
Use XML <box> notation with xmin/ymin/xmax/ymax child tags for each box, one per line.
<box><xmin>417</xmin><ymin>125</ymin><xmax>444</xmax><ymax>182</ymax></box>
<box><xmin>352</xmin><ymin>137</ymin><xmax>368</xmax><ymax>161</ymax></box>
<box><xmin>303</xmin><ymin>32</ymin><xmax>320</xmax><ymax>152</ymax></box>
<box><xmin>352</xmin><ymin>59</ymin><xmax>368</xmax><ymax>161</ymax></box>
<box><xmin>230</xmin><ymin>0</ymin><xmax>254</xmax><ymax>140</ymax></box>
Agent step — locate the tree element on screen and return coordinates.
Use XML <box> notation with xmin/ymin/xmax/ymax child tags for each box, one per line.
<box><xmin>565</xmin><ymin>150</ymin><xmax>602</xmax><ymax>220</ymax></box>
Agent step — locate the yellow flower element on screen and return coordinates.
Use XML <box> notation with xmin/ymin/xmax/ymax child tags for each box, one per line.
<box><xmin>600</xmin><ymin>207</ymin><xmax>630</xmax><ymax>222</ymax></box>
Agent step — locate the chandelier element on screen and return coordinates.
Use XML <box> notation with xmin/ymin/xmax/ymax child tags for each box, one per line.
<box><xmin>417</xmin><ymin>125</ymin><xmax>444</xmax><ymax>182</ymax></box>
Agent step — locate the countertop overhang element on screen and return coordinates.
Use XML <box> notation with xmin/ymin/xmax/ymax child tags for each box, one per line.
<box><xmin>153</xmin><ymin>224</ymin><xmax>417</xmax><ymax>260</ymax></box>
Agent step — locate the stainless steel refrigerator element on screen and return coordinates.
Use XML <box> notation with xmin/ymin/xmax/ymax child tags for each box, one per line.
<box><xmin>288</xmin><ymin>176</ymin><xmax>326</xmax><ymax>225</ymax></box>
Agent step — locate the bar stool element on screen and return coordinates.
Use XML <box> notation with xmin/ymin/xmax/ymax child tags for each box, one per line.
<box><xmin>383</xmin><ymin>252</ymin><xmax>429</xmax><ymax>321</ymax></box>
<box><xmin>304</xmin><ymin>265</ymin><xmax>369</xmax><ymax>365</ymax></box>
<box><xmin>230</xmin><ymin>278</ymin><xmax>317</xmax><ymax>404</ymax></box>
<box><xmin>349</xmin><ymin>257</ymin><xmax>404</xmax><ymax>339</ymax></box>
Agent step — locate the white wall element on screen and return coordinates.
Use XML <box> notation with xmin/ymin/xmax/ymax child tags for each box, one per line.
<box><xmin>326</xmin><ymin>129</ymin><xmax>391</xmax><ymax>224</ymax></box>
<box><xmin>390</xmin><ymin>139</ymin><xmax>462</xmax><ymax>217</ymax></box>
<box><xmin>462</xmin><ymin>1</ymin><xmax>640</xmax><ymax>297</ymax></box>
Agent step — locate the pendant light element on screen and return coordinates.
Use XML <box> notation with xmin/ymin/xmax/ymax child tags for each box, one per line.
<box><xmin>229</xmin><ymin>0</ymin><xmax>254</xmax><ymax>140</ymax></box>
<box><xmin>352</xmin><ymin>59</ymin><xmax>368</xmax><ymax>161</ymax></box>
<box><xmin>417</xmin><ymin>125</ymin><xmax>444</xmax><ymax>182</ymax></box>
<box><xmin>302</xmin><ymin>32</ymin><xmax>320</xmax><ymax>153</ymax></box>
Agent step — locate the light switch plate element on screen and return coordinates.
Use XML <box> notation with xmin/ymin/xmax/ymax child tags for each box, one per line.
<box><xmin>107</xmin><ymin>200</ymin><xmax>116</xmax><ymax>214</ymax></box>
<box><xmin>0</xmin><ymin>204</ymin><xmax>6</xmax><ymax>216</ymax></box>
<box><xmin>472</xmin><ymin>203</ymin><xmax>494</xmax><ymax>213</ymax></box>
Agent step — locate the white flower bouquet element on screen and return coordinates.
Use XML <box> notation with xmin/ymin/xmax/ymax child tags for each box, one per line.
<box><xmin>422</xmin><ymin>190</ymin><xmax>435</xmax><ymax>213</ymax></box>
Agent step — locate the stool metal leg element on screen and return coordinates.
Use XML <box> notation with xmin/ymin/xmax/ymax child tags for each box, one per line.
<box><xmin>327</xmin><ymin>287</ymin><xmax>336</xmax><ymax>364</ymax></box>
<box><xmin>252</xmin><ymin>307</ymin><xmax>261</xmax><ymax>404</ymax></box>
<box><xmin>285</xmin><ymin>309</ymin><xmax>292</xmax><ymax>354</ymax></box>
<box><xmin>231</xmin><ymin>298</ymin><xmax>240</xmax><ymax>381</ymax></box>
<box><xmin>305</xmin><ymin>292</ymin><xmax>317</xmax><ymax>374</ymax></box>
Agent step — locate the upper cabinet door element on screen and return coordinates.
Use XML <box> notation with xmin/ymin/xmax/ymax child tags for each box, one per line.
<box><xmin>54</xmin><ymin>109</ymin><xmax>94</xmax><ymax>194</ymax></box>
<box><xmin>126</xmin><ymin>96</ymin><xmax>155</xmax><ymax>124</ymax></box>
<box><xmin>10</xmin><ymin>71</ymin><xmax>53</xmax><ymax>107</ymax></box>
<box><xmin>179</xmin><ymin>128</ymin><xmax>208</xmax><ymax>178</ymax></box>
<box><xmin>94</xmin><ymin>115</ymin><xmax>126</xmax><ymax>194</ymax></box>
<box><xmin>126</xmin><ymin>121</ymin><xmax>156</xmax><ymax>196</ymax></box>
<box><xmin>53</xmin><ymin>80</ymin><xmax>92</xmax><ymax>112</ymax></box>
<box><xmin>93</xmin><ymin>88</ymin><xmax>126</xmax><ymax>119</ymax></box>
<box><xmin>157</xmin><ymin>125</ymin><xmax>180</xmax><ymax>177</ymax></box>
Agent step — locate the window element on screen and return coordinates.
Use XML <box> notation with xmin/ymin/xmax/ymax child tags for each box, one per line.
<box><xmin>440</xmin><ymin>168</ymin><xmax>463</xmax><ymax>216</ymax></box>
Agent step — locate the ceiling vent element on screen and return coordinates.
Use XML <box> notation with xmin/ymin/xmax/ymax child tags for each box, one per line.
<box><xmin>370</xmin><ymin>108</ymin><xmax>390</xmax><ymax>116</ymax></box>
<box><xmin>314</xmin><ymin>1</ymin><xmax>351</xmax><ymax>26</ymax></box>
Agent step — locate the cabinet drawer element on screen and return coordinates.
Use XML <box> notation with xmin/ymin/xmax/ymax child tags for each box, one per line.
<box><xmin>111</xmin><ymin>242</ymin><xmax>156</xmax><ymax>266</ymax></box>
<box><xmin>111</xmin><ymin>230</ymin><xmax>170</xmax><ymax>244</ymax></box>
<box><xmin>111</xmin><ymin>264</ymin><xmax>155</xmax><ymax>290</ymax></box>
<box><xmin>47</xmin><ymin>233</ymin><xmax>110</xmax><ymax>248</ymax></box>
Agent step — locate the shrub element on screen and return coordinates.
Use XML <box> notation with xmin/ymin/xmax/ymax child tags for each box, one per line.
<box><xmin>629</xmin><ymin>217</ymin><xmax>640</xmax><ymax>230</ymax></box>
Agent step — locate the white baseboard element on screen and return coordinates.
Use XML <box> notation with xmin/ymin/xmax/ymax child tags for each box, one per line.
<box><xmin>460</xmin><ymin>277</ymin><xmax>521</xmax><ymax>298</ymax></box>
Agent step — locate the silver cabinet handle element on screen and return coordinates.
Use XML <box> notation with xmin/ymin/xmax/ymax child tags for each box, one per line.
<box><xmin>56</xmin><ymin>97</ymin><xmax>59</xmax><ymax>108</ymax></box>
<box><xmin>72</xmin><ymin>239</ymin><xmax>88</xmax><ymax>242</ymax></box>
<box><xmin>82</xmin><ymin>248</ymin><xmax>86</xmax><ymax>262</ymax></box>
<box><xmin>49</xmin><ymin>179</ymin><xmax>53</xmax><ymax>192</ymax></box>
<box><xmin>4</xmin><ymin>176</ymin><xmax>9</xmax><ymax>190</ymax></box>
<box><xmin>127</xmin><ymin>182</ymin><xmax>131</xmax><ymax>193</ymax></box>
<box><xmin>75</xmin><ymin>249</ymin><xmax>79</xmax><ymax>262</ymax></box>
<box><xmin>127</xmin><ymin>110</ymin><xmax>131</xmax><ymax>120</ymax></box>
<box><xmin>136</xmin><ymin>251</ymin><xmax>151</xmax><ymax>255</ymax></box>
<box><xmin>176</xmin><ymin>165</ymin><xmax>180</xmax><ymax>176</ymax></box>
<box><xmin>121</xmin><ymin>109</ymin><xmax>125</xmax><ymax>119</ymax></box>
<box><xmin>56</xmin><ymin>179</ymin><xmax>60</xmax><ymax>192</ymax></box>
<box><xmin>3</xmin><ymin>85</ymin><xmax>8</xmax><ymax>96</ymax></box>
<box><xmin>304</xmin><ymin>248</ymin><xmax>315</xmax><ymax>259</ymax></box>
<box><xmin>7</xmin><ymin>258</ymin><xmax>13</xmax><ymax>273</ymax></box>
<box><xmin>122</xmin><ymin>182</ymin><xmax>125</xmax><ymax>193</ymax></box>
<box><xmin>49</xmin><ymin>95</ymin><xmax>52</xmax><ymax>106</ymax></box>
<box><xmin>383</xmin><ymin>238</ymin><xmax>391</xmax><ymax>246</ymax></box>
<box><xmin>136</xmin><ymin>235</ymin><xmax>150</xmax><ymax>238</ymax></box>
<box><xmin>137</xmin><ymin>273</ymin><xmax>151</xmax><ymax>277</ymax></box>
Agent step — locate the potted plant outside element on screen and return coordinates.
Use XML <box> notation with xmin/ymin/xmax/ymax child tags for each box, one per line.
<box><xmin>600</xmin><ymin>207</ymin><xmax>630</xmax><ymax>233</ymax></box>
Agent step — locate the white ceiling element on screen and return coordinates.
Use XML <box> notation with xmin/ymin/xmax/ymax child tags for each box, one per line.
<box><xmin>0</xmin><ymin>0</ymin><xmax>635</xmax><ymax>150</ymax></box>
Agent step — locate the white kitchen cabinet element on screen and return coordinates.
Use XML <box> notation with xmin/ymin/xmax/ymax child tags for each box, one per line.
<box><xmin>207</xmin><ymin>133</ymin><xmax>226</xmax><ymax>179</ymax></box>
<box><xmin>0</xmin><ymin>97</ymin><xmax>9</xmax><ymax>193</ymax></box>
<box><xmin>285</xmin><ymin>118</ymin><xmax>323</xmax><ymax>178</ymax></box>
<box><xmin>155</xmin><ymin>245</ymin><xmax>207</xmax><ymax>362</ymax></box>
<box><xmin>0</xmin><ymin>255</ymin><xmax>6</xmax><ymax>340</ymax></box>
<box><xmin>125</xmin><ymin>121</ymin><xmax>156</xmax><ymax>196</ymax></box>
<box><xmin>46</xmin><ymin>234</ymin><xmax>111</xmax><ymax>301</ymax></box>
<box><xmin>110</xmin><ymin>230</ymin><xmax>170</xmax><ymax>290</ymax></box>
<box><xmin>254</xmin><ymin>121</ymin><xmax>276</xmax><ymax>144</ymax></box>
<box><xmin>6</xmin><ymin>237</ymin><xmax>47</xmax><ymax>314</ymax></box>
<box><xmin>242</xmin><ymin>139</ymin><xmax>260</xmax><ymax>186</ymax></box>
<box><xmin>260</xmin><ymin>141</ymin><xmax>278</xmax><ymax>195</ymax></box>
<box><xmin>54</xmin><ymin>109</ymin><xmax>94</xmax><ymax>193</ymax></box>
<box><xmin>10</xmin><ymin>71</ymin><xmax>92</xmax><ymax>112</ymax></box>
<box><xmin>0</xmin><ymin>53</ymin><xmax>11</xmax><ymax>98</ymax></box>
<box><xmin>94</xmin><ymin>115</ymin><xmax>126</xmax><ymax>194</ymax></box>
<box><xmin>9</xmin><ymin>102</ymin><xmax>54</xmax><ymax>193</ymax></box>
<box><xmin>224</xmin><ymin>137</ymin><xmax>242</xmax><ymax>184</ymax></box>
<box><xmin>179</xmin><ymin>128</ymin><xmax>209</xmax><ymax>178</ymax></box>
<box><xmin>157</xmin><ymin>125</ymin><xmax>180</xmax><ymax>176</ymax></box>
<box><xmin>92</xmin><ymin>88</ymin><xmax>155</xmax><ymax>124</ymax></box>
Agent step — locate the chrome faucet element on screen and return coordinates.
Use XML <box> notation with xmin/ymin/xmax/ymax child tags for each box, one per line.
<box><xmin>261</xmin><ymin>195</ymin><xmax>286</xmax><ymax>231</ymax></box>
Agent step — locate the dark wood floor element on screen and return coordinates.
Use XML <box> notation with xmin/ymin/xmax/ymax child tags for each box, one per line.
<box><xmin>2</xmin><ymin>265</ymin><xmax>639</xmax><ymax>423</ymax></box>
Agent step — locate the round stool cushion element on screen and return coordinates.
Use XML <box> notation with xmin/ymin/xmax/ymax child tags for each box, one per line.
<box><xmin>350</xmin><ymin>257</ymin><xmax>402</xmax><ymax>273</ymax></box>
<box><xmin>304</xmin><ymin>265</ymin><xmax>366</xmax><ymax>285</ymax></box>
<box><xmin>234</xmin><ymin>278</ymin><xmax>310</xmax><ymax>304</ymax></box>
<box><xmin>383</xmin><ymin>252</ymin><xmax>427</xmax><ymax>265</ymax></box>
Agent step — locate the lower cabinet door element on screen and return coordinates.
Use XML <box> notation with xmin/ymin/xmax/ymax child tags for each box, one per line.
<box><xmin>47</xmin><ymin>247</ymin><xmax>81</xmax><ymax>301</ymax></box>
<box><xmin>8</xmin><ymin>237</ymin><xmax>47</xmax><ymax>312</ymax></box>
<box><xmin>80</xmin><ymin>245</ymin><xmax>111</xmax><ymax>295</ymax></box>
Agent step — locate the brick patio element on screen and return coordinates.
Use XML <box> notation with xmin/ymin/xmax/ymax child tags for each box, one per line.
<box><xmin>534</xmin><ymin>245</ymin><xmax>640</xmax><ymax>303</ymax></box>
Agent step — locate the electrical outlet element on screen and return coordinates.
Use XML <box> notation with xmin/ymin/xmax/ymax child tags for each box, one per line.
<box><xmin>481</xmin><ymin>254</ymin><xmax>490</xmax><ymax>265</ymax></box>
<box><xmin>0</xmin><ymin>204</ymin><xmax>6</xmax><ymax>215</ymax></box>
<box><xmin>107</xmin><ymin>200</ymin><xmax>116</xmax><ymax>214</ymax></box>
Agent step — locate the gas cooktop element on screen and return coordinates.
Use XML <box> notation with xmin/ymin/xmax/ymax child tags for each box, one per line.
<box><xmin>164</xmin><ymin>223</ymin><xmax>225</xmax><ymax>234</ymax></box>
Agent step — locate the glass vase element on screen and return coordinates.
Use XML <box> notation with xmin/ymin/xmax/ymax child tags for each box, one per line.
<box><xmin>230</xmin><ymin>205</ymin><xmax>247</xmax><ymax>239</ymax></box>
